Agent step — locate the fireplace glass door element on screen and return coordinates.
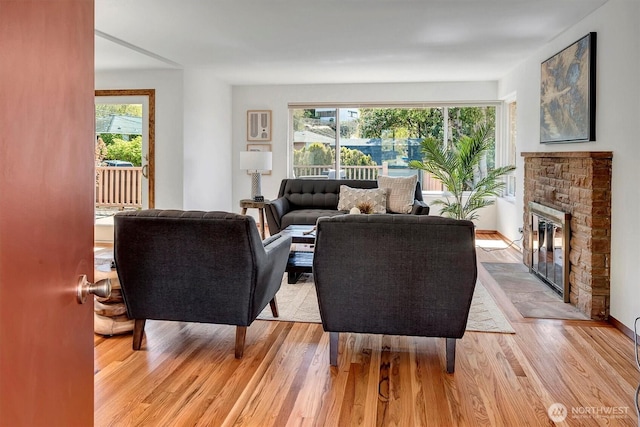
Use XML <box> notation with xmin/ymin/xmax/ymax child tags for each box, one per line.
<box><xmin>531</xmin><ymin>215</ymin><xmax>564</xmax><ymax>295</ymax></box>
<box><xmin>529</xmin><ymin>201</ymin><xmax>570</xmax><ymax>302</ymax></box>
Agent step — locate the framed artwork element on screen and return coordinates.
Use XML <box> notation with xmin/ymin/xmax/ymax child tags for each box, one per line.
<box><xmin>247</xmin><ymin>110</ymin><xmax>272</xmax><ymax>142</ymax></box>
<box><xmin>246</xmin><ymin>143</ymin><xmax>272</xmax><ymax>175</ymax></box>
<box><xmin>540</xmin><ymin>32</ymin><xmax>596</xmax><ymax>143</ymax></box>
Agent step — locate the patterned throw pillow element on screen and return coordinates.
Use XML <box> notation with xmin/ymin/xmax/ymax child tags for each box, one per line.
<box><xmin>337</xmin><ymin>185</ymin><xmax>387</xmax><ymax>213</ymax></box>
<box><xmin>377</xmin><ymin>175</ymin><xmax>417</xmax><ymax>213</ymax></box>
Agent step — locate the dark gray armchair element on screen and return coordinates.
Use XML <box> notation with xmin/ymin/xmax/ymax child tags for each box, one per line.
<box><xmin>114</xmin><ymin>209</ymin><xmax>292</xmax><ymax>358</ymax></box>
<box><xmin>312</xmin><ymin>214</ymin><xmax>477</xmax><ymax>373</ymax></box>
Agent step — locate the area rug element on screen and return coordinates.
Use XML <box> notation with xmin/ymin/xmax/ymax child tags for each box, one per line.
<box><xmin>95</xmin><ymin>247</ymin><xmax>114</xmax><ymax>272</ymax></box>
<box><xmin>258</xmin><ymin>274</ymin><xmax>515</xmax><ymax>334</ymax></box>
<box><xmin>482</xmin><ymin>262</ymin><xmax>589</xmax><ymax>320</ymax></box>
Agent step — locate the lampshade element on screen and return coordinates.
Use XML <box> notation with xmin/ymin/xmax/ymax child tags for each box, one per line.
<box><xmin>239</xmin><ymin>151</ymin><xmax>272</xmax><ymax>172</ymax></box>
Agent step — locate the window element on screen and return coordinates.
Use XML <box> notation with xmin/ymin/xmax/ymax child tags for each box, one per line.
<box><xmin>291</xmin><ymin>108</ymin><xmax>339</xmax><ymax>178</ymax></box>
<box><xmin>503</xmin><ymin>100</ymin><xmax>517</xmax><ymax>197</ymax></box>
<box><xmin>289</xmin><ymin>103</ymin><xmax>498</xmax><ymax>192</ymax></box>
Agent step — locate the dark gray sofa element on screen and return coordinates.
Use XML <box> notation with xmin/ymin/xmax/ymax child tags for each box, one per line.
<box><xmin>113</xmin><ymin>209</ymin><xmax>292</xmax><ymax>358</ymax></box>
<box><xmin>265</xmin><ymin>178</ymin><xmax>430</xmax><ymax>234</ymax></box>
<box><xmin>312</xmin><ymin>214</ymin><xmax>477</xmax><ymax>373</ymax></box>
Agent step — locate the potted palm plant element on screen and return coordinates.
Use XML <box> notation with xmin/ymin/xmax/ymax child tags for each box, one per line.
<box><xmin>409</xmin><ymin>124</ymin><xmax>515</xmax><ymax>221</ymax></box>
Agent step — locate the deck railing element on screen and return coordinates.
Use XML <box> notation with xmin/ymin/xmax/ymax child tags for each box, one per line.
<box><xmin>96</xmin><ymin>166</ymin><xmax>143</xmax><ymax>209</ymax></box>
<box><xmin>293</xmin><ymin>164</ymin><xmax>388</xmax><ymax>180</ymax></box>
<box><xmin>421</xmin><ymin>172</ymin><xmax>444</xmax><ymax>192</ymax></box>
<box><xmin>95</xmin><ymin>164</ymin><xmax>442</xmax><ymax>210</ymax></box>
<box><xmin>293</xmin><ymin>163</ymin><xmax>444</xmax><ymax>191</ymax></box>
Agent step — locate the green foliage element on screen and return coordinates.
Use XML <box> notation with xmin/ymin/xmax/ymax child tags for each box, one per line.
<box><xmin>447</xmin><ymin>107</ymin><xmax>494</xmax><ymax>144</ymax></box>
<box><xmin>294</xmin><ymin>143</ymin><xmax>376</xmax><ymax>167</ymax></box>
<box><xmin>340</xmin><ymin>147</ymin><xmax>376</xmax><ymax>166</ymax></box>
<box><xmin>294</xmin><ymin>143</ymin><xmax>333</xmax><ymax>166</ymax></box>
<box><xmin>292</xmin><ymin>109</ymin><xmax>309</xmax><ymax>132</ymax></box>
<box><xmin>447</xmin><ymin>107</ymin><xmax>496</xmax><ymax>168</ymax></box>
<box><xmin>358</xmin><ymin>107</ymin><xmax>496</xmax><ymax>165</ymax></box>
<box><xmin>99</xmin><ymin>133</ymin><xmax>125</xmax><ymax>145</ymax></box>
<box><xmin>409</xmin><ymin>124</ymin><xmax>515</xmax><ymax>221</ymax></box>
<box><xmin>105</xmin><ymin>136</ymin><xmax>142</xmax><ymax>166</ymax></box>
<box><xmin>358</xmin><ymin>108</ymin><xmax>444</xmax><ymax>140</ymax></box>
<box><xmin>95</xmin><ymin>103</ymin><xmax>142</xmax><ymax>119</ymax></box>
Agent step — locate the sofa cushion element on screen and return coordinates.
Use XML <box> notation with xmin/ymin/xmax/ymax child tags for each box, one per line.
<box><xmin>281</xmin><ymin>179</ymin><xmax>378</xmax><ymax>209</ymax></box>
<box><xmin>337</xmin><ymin>185</ymin><xmax>387</xmax><ymax>214</ymax></box>
<box><xmin>377</xmin><ymin>175</ymin><xmax>418</xmax><ymax>214</ymax></box>
<box><xmin>281</xmin><ymin>209</ymin><xmax>344</xmax><ymax>229</ymax></box>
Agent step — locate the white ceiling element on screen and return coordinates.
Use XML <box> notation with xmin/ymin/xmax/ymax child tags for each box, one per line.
<box><xmin>95</xmin><ymin>0</ymin><xmax>608</xmax><ymax>85</ymax></box>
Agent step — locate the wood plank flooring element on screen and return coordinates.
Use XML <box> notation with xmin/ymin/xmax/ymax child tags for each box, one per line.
<box><xmin>94</xmin><ymin>234</ymin><xmax>640</xmax><ymax>426</ymax></box>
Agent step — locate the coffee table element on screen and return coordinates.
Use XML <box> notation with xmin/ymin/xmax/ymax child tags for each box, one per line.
<box><xmin>280</xmin><ymin>225</ymin><xmax>316</xmax><ymax>284</ymax></box>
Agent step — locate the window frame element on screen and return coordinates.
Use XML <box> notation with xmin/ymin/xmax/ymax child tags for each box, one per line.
<box><xmin>288</xmin><ymin>101</ymin><xmax>503</xmax><ymax>194</ymax></box>
<box><xmin>498</xmin><ymin>95</ymin><xmax>517</xmax><ymax>199</ymax></box>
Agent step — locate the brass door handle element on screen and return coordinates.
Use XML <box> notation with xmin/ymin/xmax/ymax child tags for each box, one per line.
<box><xmin>142</xmin><ymin>164</ymin><xmax>149</xmax><ymax>179</ymax></box>
<box><xmin>77</xmin><ymin>275</ymin><xmax>111</xmax><ymax>304</ymax></box>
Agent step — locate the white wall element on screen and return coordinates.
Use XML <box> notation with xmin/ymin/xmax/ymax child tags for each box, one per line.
<box><xmin>182</xmin><ymin>69</ymin><xmax>233</xmax><ymax>211</ymax></box>
<box><xmin>95</xmin><ymin>68</ymin><xmax>234</xmax><ymax>211</ymax></box>
<box><xmin>423</xmin><ymin>194</ymin><xmax>497</xmax><ymax>231</ymax></box>
<box><xmin>495</xmin><ymin>197</ymin><xmax>519</xmax><ymax>242</ymax></box>
<box><xmin>231</xmin><ymin>81</ymin><xmax>499</xmax><ymax>220</ymax></box>
<box><xmin>95</xmin><ymin>69</ymin><xmax>185</xmax><ymax>209</ymax></box>
<box><xmin>498</xmin><ymin>0</ymin><xmax>640</xmax><ymax>330</ymax></box>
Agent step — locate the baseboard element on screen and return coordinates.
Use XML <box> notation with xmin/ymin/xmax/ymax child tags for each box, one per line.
<box><xmin>497</xmin><ymin>230</ymin><xmax>524</xmax><ymax>253</ymax></box>
<box><xmin>94</xmin><ymin>241</ymin><xmax>114</xmax><ymax>248</ymax></box>
<box><xmin>609</xmin><ymin>315</ymin><xmax>640</xmax><ymax>343</ymax></box>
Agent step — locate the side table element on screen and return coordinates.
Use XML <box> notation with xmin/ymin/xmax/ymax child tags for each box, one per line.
<box><xmin>94</xmin><ymin>251</ymin><xmax>134</xmax><ymax>336</ymax></box>
<box><xmin>240</xmin><ymin>198</ymin><xmax>269</xmax><ymax>239</ymax></box>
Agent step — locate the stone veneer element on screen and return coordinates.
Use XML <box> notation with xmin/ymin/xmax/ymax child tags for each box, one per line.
<box><xmin>521</xmin><ymin>151</ymin><xmax>612</xmax><ymax>320</ymax></box>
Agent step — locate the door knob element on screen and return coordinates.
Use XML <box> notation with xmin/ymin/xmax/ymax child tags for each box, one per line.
<box><xmin>77</xmin><ymin>275</ymin><xmax>111</xmax><ymax>304</ymax></box>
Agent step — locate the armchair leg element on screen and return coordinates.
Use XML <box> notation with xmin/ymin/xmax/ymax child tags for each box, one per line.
<box><xmin>132</xmin><ymin>319</ymin><xmax>146</xmax><ymax>351</ymax></box>
<box><xmin>330</xmin><ymin>332</ymin><xmax>339</xmax><ymax>366</ymax></box>
<box><xmin>269</xmin><ymin>296</ymin><xmax>279</xmax><ymax>317</ymax></box>
<box><xmin>235</xmin><ymin>326</ymin><xmax>247</xmax><ymax>359</ymax></box>
<box><xmin>446</xmin><ymin>338</ymin><xmax>456</xmax><ymax>373</ymax></box>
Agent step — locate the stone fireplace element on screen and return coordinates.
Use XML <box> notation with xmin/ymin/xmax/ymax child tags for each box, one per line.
<box><xmin>529</xmin><ymin>201</ymin><xmax>571</xmax><ymax>301</ymax></box>
<box><xmin>521</xmin><ymin>151</ymin><xmax>612</xmax><ymax>320</ymax></box>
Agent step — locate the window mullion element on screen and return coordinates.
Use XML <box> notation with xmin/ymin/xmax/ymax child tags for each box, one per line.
<box><xmin>335</xmin><ymin>109</ymin><xmax>341</xmax><ymax>178</ymax></box>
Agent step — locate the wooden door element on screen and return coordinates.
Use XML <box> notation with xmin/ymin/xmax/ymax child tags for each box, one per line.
<box><xmin>0</xmin><ymin>1</ymin><xmax>95</xmax><ymax>425</ymax></box>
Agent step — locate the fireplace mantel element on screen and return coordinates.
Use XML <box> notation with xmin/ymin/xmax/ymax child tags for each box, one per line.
<box><xmin>521</xmin><ymin>151</ymin><xmax>612</xmax><ymax>320</ymax></box>
<box><xmin>522</xmin><ymin>151</ymin><xmax>613</xmax><ymax>159</ymax></box>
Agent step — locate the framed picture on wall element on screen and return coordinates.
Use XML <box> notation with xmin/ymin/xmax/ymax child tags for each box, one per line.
<box><xmin>247</xmin><ymin>110</ymin><xmax>272</xmax><ymax>142</ymax></box>
<box><xmin>246</xmin><ymin>143</ymin><xmax>272</xmax><ymax>175</ymax></box>
<box><xmin>540</xmin><ymin>32</ymin><xmax>597</xmax><ymax>143</ymax></box>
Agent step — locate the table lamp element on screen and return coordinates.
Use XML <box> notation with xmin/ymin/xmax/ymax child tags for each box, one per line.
<box><xmin>240</xmin><ymin>150</ymin><xmax>272</xmax><ymax>201</ymax></box>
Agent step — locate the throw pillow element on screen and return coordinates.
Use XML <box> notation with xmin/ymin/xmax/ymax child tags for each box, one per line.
<box><xmin>377</xmin><ymin>175</ymin><xmax>417</xmax><ymax>213</ymax></box>
<box><xmin>337</xmin><ymin>185</ymin><xmax>387</xmax><ymax>214</ymax></box>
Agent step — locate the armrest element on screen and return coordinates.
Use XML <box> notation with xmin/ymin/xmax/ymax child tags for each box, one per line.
<box><xmin>265</xmin><ymin>197</ymin><xmax>291</xmax><ymax>234</ymax></box>
<box><xmin>410</xmin><ymin>200</ymin><xmax>430</xmax><ymax>215</ymax></box>
<box><xmin>262</xmin><ymin>232</ymin><xmax>291</xmax><ymax>252</ymax></box>
<box><xmin>251</xmin><ymin>232</ymin><xmax>292</xmax><ymax>319</ymax></box>
<box><xmin>262</xmin><ymin>232</ymin><xmax>292</xmax><ymax>267</ymax></box>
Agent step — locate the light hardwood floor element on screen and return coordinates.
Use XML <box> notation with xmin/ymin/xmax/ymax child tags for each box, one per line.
<box><xmin>94</xmin><ymin>234</ymin><xmax>640</xmax><ymax>426</ymax></box>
